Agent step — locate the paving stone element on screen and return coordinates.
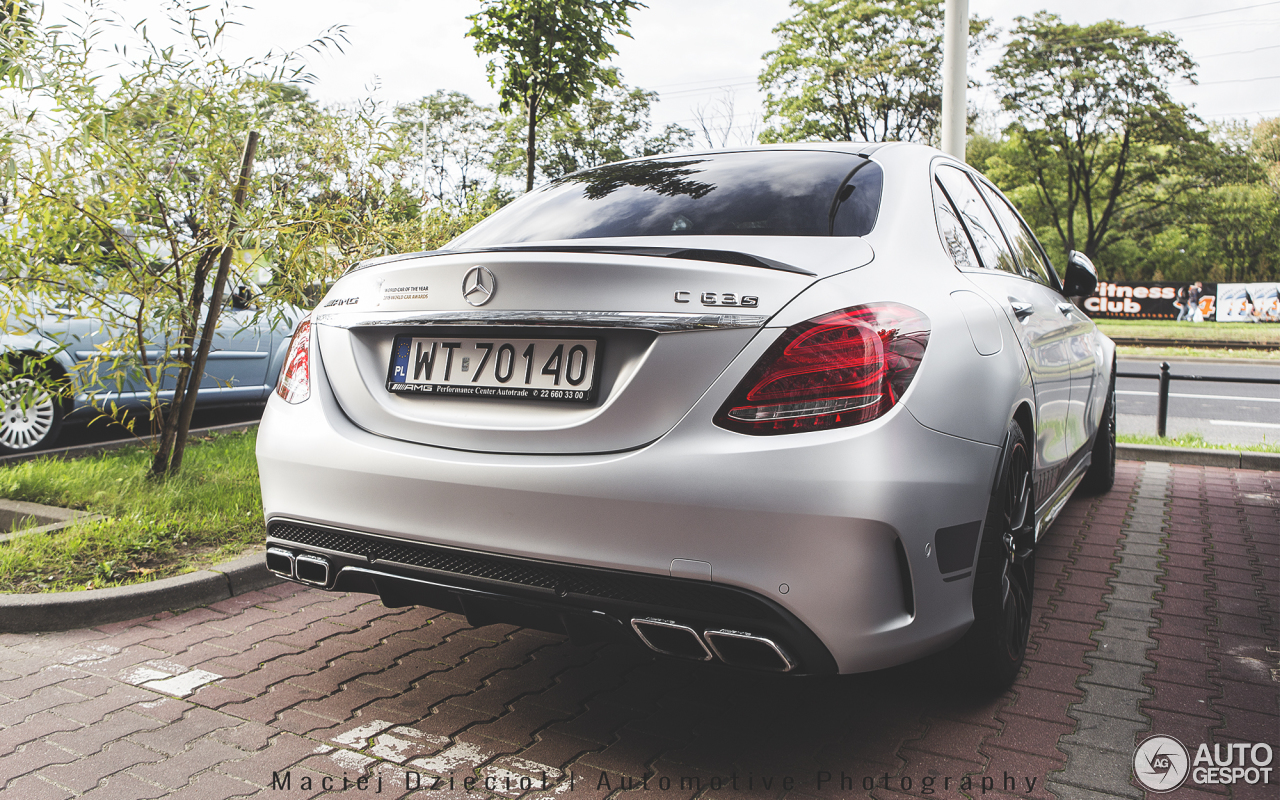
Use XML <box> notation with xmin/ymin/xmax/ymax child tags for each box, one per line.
<box><xmin>75</xmin><ymin>771</ymin><xmax>170</xmax><ymax>800</ymax></box>
<box><xmin>40</xmin><ymin>740</ymin><xmax>165</xmax><ymax>793</ymax></box>
<box><xmin>1060</xmin><ymin>710</ymin><xmax>1148</xmax><ymax>755</ymax></box>
<box><xmin>45</xmin><ymin>710</ymin><xmax>163</xmax><ymax>757</ymax></box>
<box><xmin>127</xmin><ymin>738</ymin><xmax>251</xmax><ymax>790</ymax></box>
<box><xmin>0</xmin><ymin>771</ymin><xmax>76</xmax><ymax>800</ymax></box>
<box><xmin>1089</xmin><ymin>634</ymin><xmax>1155</xmax><ymax>666</ymax></box>
<box><xmin>0</xmin><ymin>710</ymin><xmax>84</xmax><ymax>757</ymax></box>
<box><xmin>1077</xmin><ymin>657</ymin><xmax>1152</xmax><ymax>692</ymax></box>
<box><xmin>126</xmin><ymin>705</ymin><xmax>240</xmax><ymax>756</ymax></box>
<box><xmin>1097</xmin><ymin>597</ymin><xmax>1160</xmax><ymax>623</ymax></box>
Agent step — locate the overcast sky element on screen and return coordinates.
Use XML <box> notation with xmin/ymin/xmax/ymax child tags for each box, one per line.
<box><xmin>90</xmin><ymin>0</ymin><xmax>1280</xmax><ymax>142</ymax></box>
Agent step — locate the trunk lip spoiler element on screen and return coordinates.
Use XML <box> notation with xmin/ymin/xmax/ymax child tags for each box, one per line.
<box><xmin>313</xmin><ymin>309</ymin><xmax>771</xmax><ymax>333</ymax></box>
<box><xmin>346</xmin><ymin>245</ymin><xmax>817</xmax><ymax>277</ymax></box>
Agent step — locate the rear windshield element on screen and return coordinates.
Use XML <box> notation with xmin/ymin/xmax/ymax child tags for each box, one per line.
<box><xmin>447</xmin><ymin>150</ymin><xmax>883</xmax><ymax>248</ymax></box>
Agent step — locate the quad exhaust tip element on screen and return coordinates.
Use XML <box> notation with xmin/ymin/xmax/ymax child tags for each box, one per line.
<box><xmin>630</xmin><ymin>619</ymin><xmax>795</xmax><ymax>672</ymax></box>
<box><xmin>630</xmin><ymin>619</ymin><xmax>713</xmax><ymax>661</ymax></box>
<box><xmin>266</xmin><ymin>547</ymin><xmax>331</xmax><ymax>588</ymax></box>
<box><xmin>703</xmin><ymin>629</ymin><xmax>795</xmax><ymax>673</ymax></box>
<box><xmin>293</xmin><ymin>553</ymin><xmax>331</xmax><ymax>586</ymax></box>
<box><xmin>265</xmin><ymin>547</ymin><xmax>296</xmax><ymax>579</ymax></box>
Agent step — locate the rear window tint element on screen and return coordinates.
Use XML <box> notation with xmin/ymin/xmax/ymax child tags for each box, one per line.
<box><xmin>448</xmin><ymin>151</ymin><xmax>883</xmax><ymax>248</ymax></box>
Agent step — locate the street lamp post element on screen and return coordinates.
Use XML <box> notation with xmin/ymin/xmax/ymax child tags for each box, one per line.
<box><xmin>941</xmin><ymin>0</ymin><xmax>968</xmax><ymax>162</ymax></box>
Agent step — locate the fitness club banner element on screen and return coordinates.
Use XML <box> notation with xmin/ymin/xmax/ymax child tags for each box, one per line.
<box><xmin>1083</xmin><ymin>281</ymin><xmax>1217</xmax><ymax>321</ymax></box>
<box><xmin>1084</xmin><ymin>281</ymin><xmax>1280</xmax><ymax>321</ymax></box>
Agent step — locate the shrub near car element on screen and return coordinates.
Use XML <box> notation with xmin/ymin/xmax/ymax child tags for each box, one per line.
<box><xmin>257</xmin><ymin>143</ymin><xmax>1114</xmax><ymax>688</ymax></box>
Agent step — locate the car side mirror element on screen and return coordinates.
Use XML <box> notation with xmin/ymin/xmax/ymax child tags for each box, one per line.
<box><xmin>1062</xmin><ymin>251</ymin><xmax>1098</xmax><ymax>298</ymax></box>
<box><xmin>229</xmin><ymin>285</ymin><xmax>254</xmax><ymax>311</ymax></box>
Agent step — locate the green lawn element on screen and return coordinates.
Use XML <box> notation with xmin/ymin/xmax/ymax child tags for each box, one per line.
<box><xmin>1119</xmin><ymin>433</ymin><xmax>1280</xmax><ymax>454</ymax></box>
<box><xmin>1115</xmin><ymin>345</ymin><xmax>1279</xmax><ymax>360</ymax></box>
<box><xmin>0</xmin><ymin>430</ymin><xmax>263</xmax><ymax>593</ymax></box>
<box><xmin>1096</xmin><ymin>319</ymin><xmax>1280</xmax><ymax>344</ymax></box>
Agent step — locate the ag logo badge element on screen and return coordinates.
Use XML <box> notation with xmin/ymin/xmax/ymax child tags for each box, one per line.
<box><xmin>1134</xmin><ymin>735</ymin><xmax>1190</xmax><ymax>792</ymax></box>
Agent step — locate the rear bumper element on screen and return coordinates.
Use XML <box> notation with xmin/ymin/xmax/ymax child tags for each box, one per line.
<box><xmin>265</xmin><ymin>521</ymin><xmax>835</xmax><ymax>674</ymax></box>
<box><xmin>256</xmin><ymin>351</ymin><xmax>1001</xmax><ymax>674</ymax></box>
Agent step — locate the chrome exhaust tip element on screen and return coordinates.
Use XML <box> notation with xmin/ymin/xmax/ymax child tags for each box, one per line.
<box><xmin>704</xmin><ymin>629</ymin><xmax>795</xmax><ymax>673</ymax></box>
<box><xmin>265</xmin><ymin>547</ymin><xmax>296</xmax><ymax>579</ymax></box>
<box><xmin>630</xmin><ymin>618</ymin><xmax>713</xmax><ymax>661</ymax></box>
<box><xmin>293</xmin><ymin>553</ymin><xmax>331</xmax><ymax>587</ymax></box>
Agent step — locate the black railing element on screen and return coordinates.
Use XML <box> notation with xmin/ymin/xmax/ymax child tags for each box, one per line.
<box><xmin>1117</xmin><ymin>361</ymin><xmax>1280</xmax><ymax>437</ymax></box>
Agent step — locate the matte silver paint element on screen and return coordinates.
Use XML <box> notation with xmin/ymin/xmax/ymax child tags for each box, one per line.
<box><xmin>257</xmin><ymin>142</ymin><xmax>1113</xmax><ymax>674</ymax></box>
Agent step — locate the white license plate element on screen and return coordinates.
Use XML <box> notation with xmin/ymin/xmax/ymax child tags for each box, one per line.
<box><xmin>386</xmin><ymin>335</ymin><xmax>599</xmax><ymax>402</ymax></box>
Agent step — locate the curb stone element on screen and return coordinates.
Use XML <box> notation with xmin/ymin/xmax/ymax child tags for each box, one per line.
<box><xmin>0</xmin><ymin>551</ymin><xmax>280</xmax><ymax>633</ymax></box>
<box><xmin>1117</xmin><ymin>443</ymin><xmax>1280</xmax><ymax>470</ymax></box>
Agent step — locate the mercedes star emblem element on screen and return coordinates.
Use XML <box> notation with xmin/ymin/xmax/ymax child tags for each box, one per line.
<box><xmin>462</xmin><ymin>266</ymin><xmax>496</xmax><ymax>306</ymax></box>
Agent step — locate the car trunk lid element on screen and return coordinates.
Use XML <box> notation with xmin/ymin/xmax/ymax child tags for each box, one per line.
<box><xmin>313</xmin><ymin>244</ymin><xmax>869</xmax><ymax>454</ymax></box>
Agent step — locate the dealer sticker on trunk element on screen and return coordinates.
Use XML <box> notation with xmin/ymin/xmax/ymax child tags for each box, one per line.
<box><xmin>386</xmin><ymin>334</ymin><xmax>599</xmax><ymax>402</ymax></box>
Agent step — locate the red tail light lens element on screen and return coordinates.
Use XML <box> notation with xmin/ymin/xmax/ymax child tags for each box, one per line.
<box><xmin>275</xmin><ymin>318</ymin><xmax>312</xmax><ymax>404</ymax></box>
<box><xmin>714</xmin><ymin>303</ymin><xmax>929</xmax><ymax>435</ymax></box>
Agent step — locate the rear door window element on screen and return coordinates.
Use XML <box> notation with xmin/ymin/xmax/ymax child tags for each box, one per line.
<box><xmin>934</xmin><ymin>165</ymin><xmax>1018</xmax><ymax>275</ymax></box>
<box><xmin>974</xmin><ymin>181</ymin><xmax>1057</xmax><ymax>289</ymax></box>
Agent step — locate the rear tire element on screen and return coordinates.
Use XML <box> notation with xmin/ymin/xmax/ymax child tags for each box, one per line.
<box><xmin>1080</xmin><ymin>367</ymin><xmax>1116</xmax><ymax>495</ymax></box>
<box><xmin>950</xmin><ymin>420</ymin><xmax>1036</xmax><ymax>693</ymax></box>
<box><xmin>0</xmin><ymin>375</ymin><xmax>65</xmax><ymax>455</ymax></box>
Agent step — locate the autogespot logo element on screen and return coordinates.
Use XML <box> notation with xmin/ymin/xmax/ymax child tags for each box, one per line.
<box><xmin>1134</xmin><ymin>735</ymin><xmax>1190</xmax><ymax>793</ymax></box>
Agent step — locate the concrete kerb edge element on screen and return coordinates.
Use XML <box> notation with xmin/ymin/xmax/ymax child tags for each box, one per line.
<box><xmin>0</xmin><ymin>552</ymin><xmax>282</xmax><ymax>634</ymax></box>
<box><xmin>1118</xmin><ymin>443</ymin><xmax>1280</xmax><ymax>470</ymax></box>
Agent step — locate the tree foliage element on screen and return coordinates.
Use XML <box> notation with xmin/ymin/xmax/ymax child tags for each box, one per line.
<box><xmin>466</xmin><ymin>0</ymin><xmax>644</xmax><ymax>191</ymax></box>
<box><xmin>491</xmin><ymin>76</ymin><xmax>692</xmax><ymax>183</ymax></box>
<box><xmin>759</xmin><ymin>0</ymin><xmax>990</xmax><ymax>144</ymax></box>
<box><xmin>990</xmin><ymin>12</ymin><xmax>1200</xmax><ymax>261</ymax></box>
<box><xmin>0</xmin><ymin>2</ymin><xmax>431</xmax><ymax>475</ymax></box>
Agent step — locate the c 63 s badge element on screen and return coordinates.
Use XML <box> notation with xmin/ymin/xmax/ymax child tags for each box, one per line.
<box><xmin>675</xmin><ymin>291</ymin><xmax>759</xmax><ymax>308</ymax></box>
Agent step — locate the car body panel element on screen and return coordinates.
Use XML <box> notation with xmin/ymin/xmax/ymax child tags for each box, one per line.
<box><xmin>257</xmin><ymin>141</ymin><xmax>1114</xmax><ymax>675</ymax></box>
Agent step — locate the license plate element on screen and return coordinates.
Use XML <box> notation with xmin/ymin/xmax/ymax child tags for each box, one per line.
<box><xmin>386</xmin><ymin>335</ymin><xmax>600</xmax><ymax>402</ymax></box>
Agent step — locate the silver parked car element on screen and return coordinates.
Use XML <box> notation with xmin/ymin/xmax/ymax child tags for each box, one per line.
<box><xmin>257</xmin><ymin>143</ymin><xmax>1115</xmax><ymax>688</ymax></box>
<box><xmin>0</xmin><ymin>288</ymin><xmax>304</xmax><ymax>454</ymax></box>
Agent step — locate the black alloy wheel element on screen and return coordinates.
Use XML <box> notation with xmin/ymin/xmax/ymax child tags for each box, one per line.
<box><xmin>1080</xmin><ymin>367</ymin><xmax>1117</xmax><ymax>494</ymax></box>
<box><xmin>950</xmin><ymin>420</ymin><xmax>1036</xmax><ymax>693</ymax></box>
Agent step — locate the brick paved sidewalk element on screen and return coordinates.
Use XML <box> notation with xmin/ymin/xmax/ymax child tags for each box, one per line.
<box><xmin>0</xmin><ymin>462</ymin><xmax>1275</xmax><ymax>799</ymax></box>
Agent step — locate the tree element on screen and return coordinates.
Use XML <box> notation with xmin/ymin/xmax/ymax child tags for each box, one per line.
<box><xmin>395</xmin><ymin>91</ymin><xmax>501</xmax><ymax>209</ymax></box>
<box><xmin>2</xmin><ymin>1</ymin><xmax>352</xmax><ymax>476</ymax></box>
<box><xmin>759</xmin><ymin>0</ymin><xmax>991</xmax><ymax>144</ymax></box>
<box><xmin>1254</xmin><ymin>117</ymin><xmax>1280</xmax><ymax>194</ymax></box>
<box><xmin>515</xmin><ymin>77</ymin><xmax>692</xmax><ymax>181</ymax></box>
<box><xmin>0</xmin><ymin>0</ymin><xmax>32</xmax><ymax>74</ymax></box>
<box><xmin>990</xmin><ymin>12</ymin><xmax>1200</xmax><ymax>261</ymax></box>
<box><xmin>466</xmin><ymin>0</ymin><xmax>644</xmax><ymax>191</ymax></box>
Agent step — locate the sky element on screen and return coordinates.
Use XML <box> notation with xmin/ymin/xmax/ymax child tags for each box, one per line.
<box><xmin>75</xmin><ymin>0</ymin><xmax>1280</xmax><ymax>144</ymax></box>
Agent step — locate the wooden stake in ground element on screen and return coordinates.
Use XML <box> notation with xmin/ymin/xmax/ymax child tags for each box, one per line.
<box><xmin>153</xmin><ymin>131</ymin><xmax>259</xmax><ymax>477</ymax></box>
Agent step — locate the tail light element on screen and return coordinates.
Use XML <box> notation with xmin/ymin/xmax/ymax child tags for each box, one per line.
<box><xmin>275</xmin><ymin>318</ymin><xmax>312</xmax><ymax>404</ymax></box>
<box><xmin>714</xmin><ymin>303</ymin><xmax>929</xmax><ymax>435</ymax></box>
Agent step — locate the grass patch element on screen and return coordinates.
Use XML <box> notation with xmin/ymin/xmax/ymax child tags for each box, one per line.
<box><xmin>1096</xmin><ymin>319</ymin><xmax>1280</xmax><ymax>344</ymax></box>
<box><xmin>0</xmin><ymin>430</ymin><xmax>262</xmax><ymax>593</ymax></box>
<box><xmin>1115</xmin><ymin>345</ymin><xmax>1279</xmax><ymax>360</ymax></box>
<box><xmin>1119</xmin><ymin>433</ymin><xmax>1280</xmax><ymax>453</ymax></box>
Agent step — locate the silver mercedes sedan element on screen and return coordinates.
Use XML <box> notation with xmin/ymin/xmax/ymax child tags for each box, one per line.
<box><xmin>257</xmin><ymin>142</ymin><xmax>1116</xmax><ymax>689</ymax></box>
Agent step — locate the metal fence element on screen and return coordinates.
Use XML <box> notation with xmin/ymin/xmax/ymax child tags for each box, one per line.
<box><xmin>1116</xmin><ymin>362</ymin><xmax>1280</xmax><ymax>437</ymax></box>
